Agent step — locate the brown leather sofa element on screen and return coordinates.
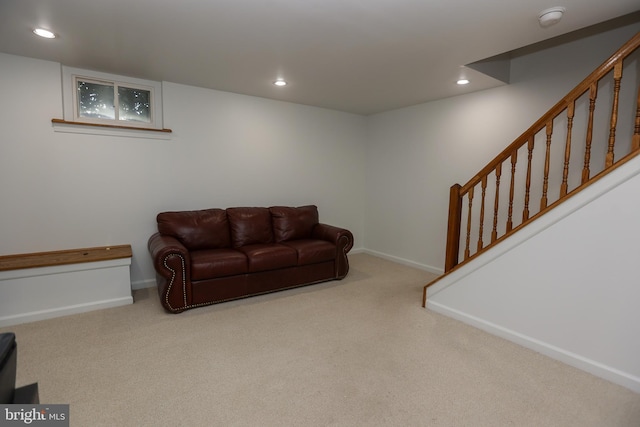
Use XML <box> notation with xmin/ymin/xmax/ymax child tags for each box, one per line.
<box><xmin>148</xmin><ymin>205</ymin><xmax>354</xmax><ymax>313</ymax></box>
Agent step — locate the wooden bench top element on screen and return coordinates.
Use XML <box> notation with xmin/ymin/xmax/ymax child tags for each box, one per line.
<box><xmin>0</xmin><ymin>245</ymin><xmax>132</xmax><ymax>272</ymax></box>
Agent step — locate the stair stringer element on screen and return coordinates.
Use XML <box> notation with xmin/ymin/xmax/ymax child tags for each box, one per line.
<box><xmin>426</xmin><ymin>153</ymin><xmax>640</xmax><ymax>393</ymax></box>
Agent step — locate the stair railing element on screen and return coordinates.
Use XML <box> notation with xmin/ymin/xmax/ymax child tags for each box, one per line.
<box><xmin>443</xmin><ymin>31</ymin><xmax>640</xmax><ymax>275</ymax></box>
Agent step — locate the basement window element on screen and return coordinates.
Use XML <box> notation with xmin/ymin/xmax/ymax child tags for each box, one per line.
<box><xmin>59</xmin><ymin>66</ymin><xmax>167</xmax><ymax>133</ymax></box>
<box><xmin>75</xmin><ymin>78</ymin><xmax>152</xmax><ymax>125</ymax></box>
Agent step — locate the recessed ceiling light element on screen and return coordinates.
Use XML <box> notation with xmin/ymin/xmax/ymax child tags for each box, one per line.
<box><xmin>273</xmin><ymin>79</ymin><xmax>287</xmax><ymax>87</ymax></box>
<box><xmin>457</xmin><ymin>79</ymin><xmax>470</xmax><ymax>85</ymax></box>
<box><xmin>33</xmin><ymin>28</ymin><xmax>56</xmax><ymax>39</ymax></box>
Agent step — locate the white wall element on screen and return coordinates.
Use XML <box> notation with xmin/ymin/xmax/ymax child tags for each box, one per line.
<box><xmin>0</xmin><ymin>54</ymin><xmax>366</xmax><ymax>288</ymax></box>
<box><xmin>426</xmin><ymin>153</ymin><xmax>640</xmax><ymax>392</ymax></box>
<box><xmin>364</xmin><ymin>22</ymin><xmax>640</xmax><ymax>272</ymax></box>
<box><xmin>1</xmin><ymin>21</ymin><xmax>638</xmax><ymax>289</ymax></box>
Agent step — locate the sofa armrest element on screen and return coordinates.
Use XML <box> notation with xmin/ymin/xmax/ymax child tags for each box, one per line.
<box><xmin>312</xmin><ymin>224</ymin><xmax>354</xmax><ymax>251</ymax></box>
<box><xmin>148</xmin><ymin>233</ymin><xmax>192</xmax><ymax>312</ymax></box>
<box><xmin>312</xmin><ymin>224</ymin><xmax>354</xmax><ymax>278</ymax></box>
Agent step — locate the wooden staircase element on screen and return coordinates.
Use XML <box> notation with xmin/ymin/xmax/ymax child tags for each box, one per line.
<box><xmin>423</xmin><ymin>31</ymin><xmax>640</xmax><ymax>307</ymax></box>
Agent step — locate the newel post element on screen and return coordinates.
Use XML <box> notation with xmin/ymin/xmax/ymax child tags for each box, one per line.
<box><xmin>444</xmin><ymin>183</ymin><xmax>463</xmax><ymax>272</ymax></box>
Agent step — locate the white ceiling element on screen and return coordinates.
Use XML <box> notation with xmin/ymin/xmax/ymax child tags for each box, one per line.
<box><xmin>1</xmin><ymin>0</ymin><xmax>639</xmax><ymax>115</ymax></box>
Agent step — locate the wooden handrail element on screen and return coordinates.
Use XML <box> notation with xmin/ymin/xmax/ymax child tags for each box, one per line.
<box><xmin>460</xmin><ymin>33</ymin><xmax>640</xmax><ymax>194</ymax></box>
<box><xmin>426</xmin><ymin>31</ymin><xmax>640</xmax><ymax>305</ymax></box>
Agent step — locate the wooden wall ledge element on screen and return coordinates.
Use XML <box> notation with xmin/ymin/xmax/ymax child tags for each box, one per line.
<box><xmin>0</xmin><ymin>245</ymin><xmax>132</xmax><ymax>271</ymax></box>
<box><xmin>51</xmin><ymin>119</ymin><xmax>172</xmax><ymax>133</ymax></box>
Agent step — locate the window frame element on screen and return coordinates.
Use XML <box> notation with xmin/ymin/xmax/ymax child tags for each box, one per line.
<box><xmin>62</xmin><ymin>66</ymin><xmax>164</xmax><ymax>130</ymax></box>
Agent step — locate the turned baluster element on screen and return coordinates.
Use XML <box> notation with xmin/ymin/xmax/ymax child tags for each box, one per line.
<box><xmin>560</xmin><ymin>102</ymin><xmax>575</xmax><ymax>197</ymax></box>
<box><xmin>582</xmin><ymin>83</ymin><xmax>598</xmax><ymax>183</ymax></box>
<box><xmin>523</xmin><ymin>136</ymin><xmax>534</xmax><ymax>222</ymax></box>
<box><xmin>491</xmin><ymin>163</ymin><xmax>502</xmax><ymax>243</ymax></box>
<box><xmin>633</xmin><ymin>86</ymin><xmax>640</xmax><ymax>151</ymax></box>
<box><xmin>506</xmin><ymin>151</ymin><xmax>517</xmax><ymax>232</ymax></box>
<box><xmin>464</xmin><ymin>186</ymin><xmax>474</xmax><ymax>260</ymax></box>
<box><xmin>605</xmin><ymin>61</ymin><xmax>623</xmax><ymax>167</ymax></box>
<box><xmin>477</xmin><ymin>176</ymin><xmax>487</xmax><ymax>252</ymax></box>
<box><xmin>540</xmin><ymin>121</ymin><xmax>553</xmax><ymax>210</ymax></box>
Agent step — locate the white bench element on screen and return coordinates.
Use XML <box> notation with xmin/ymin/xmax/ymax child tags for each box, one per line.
<box><xmin>0</xmin><ymin>245</ymin><xmax>133</xmax><ymax>327</ymax></box>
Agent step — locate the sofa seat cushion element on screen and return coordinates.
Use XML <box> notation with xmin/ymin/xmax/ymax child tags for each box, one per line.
<box><xmin>282</xmin><ymin>239</ymin><xmax>336</xmax><ymax>265</ymax></box>
<box><xmin>238</xmin><ymin>244</ymin><xmax>297</xmax><ymax>273</ymax></box>
<box><xmin>190</xmin><ymin>249</ymin><xmax>248</xmax><ymax>280</ymax></box>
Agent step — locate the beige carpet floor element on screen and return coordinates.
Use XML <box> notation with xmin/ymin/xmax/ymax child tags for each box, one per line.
<box><xmin>1</xmin><ymin>253</ymin><xmax>639</xmax><ymax>426</ymax></box>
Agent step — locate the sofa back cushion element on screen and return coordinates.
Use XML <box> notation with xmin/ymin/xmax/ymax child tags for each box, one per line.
<box><xmin>227</xmin><ymin>207</ymin><xmax>274</xmax><ymax>248</ymax></box>
<box><xmin>157</xmin><ymin>209</ymin><xmax>230</xmax><ymax>250</ymax></box>
<box><xmin>270</xmin><ymin>205</ymin><xmax>319</xmax><ymax>242</ymax></box>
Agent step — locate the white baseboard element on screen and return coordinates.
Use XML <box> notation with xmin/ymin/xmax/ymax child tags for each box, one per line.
<box><xmin>131</xmin><ymin>278</ymin><xmax>157</xmax><ymax>290</ymax></box>
<box><xmin>427</xmin><ymin>300</ymin><xmax>640</xmax><ymax>393</ymax></box>
<box><xmin>0</xmin><ymin>297</ymin><xmax>133</xmax><ymax>328</ymax></box>
<box><xmin>360</xmin><ymin>249</ymin><xmax>444</xmax><ymax>275</ymax></box>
